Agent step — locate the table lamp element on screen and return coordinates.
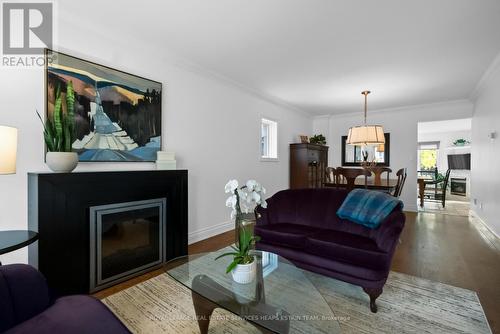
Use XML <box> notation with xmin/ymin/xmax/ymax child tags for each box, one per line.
<box><xmin>0</xmin><ymin>125</ymin><xmax>18</xmax><ymax>174</ymax></box>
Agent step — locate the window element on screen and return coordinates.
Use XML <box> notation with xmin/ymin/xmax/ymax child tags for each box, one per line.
<box><xmin>418</xmin><ymin>141</ymin><xmax>439</xmax><ymax>174</ymax></box>
<box><xmin>260</xmin><ymin>118</ymin><xmax>278</xmax><ymax>160</ymax></box>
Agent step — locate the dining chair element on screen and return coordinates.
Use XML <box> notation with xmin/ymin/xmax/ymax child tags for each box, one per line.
<box><xmin>325</xmin><ymin>167</ymin><xmax>341</xmax><ymax>185</ymax></box>
<box><xmin>393</xmin><ymin>168</ymin><xmax>407</xmax><ymax>198</ymax></box>
<box><xmin>337</xmin><ymin>167</ymin><xmax>371</xmax><ymax>191</ymax></box>
<box><xmin>423</xmin><ymin>169</ymin><xmax>451</xmax><ymax>207</ymax></box>
<box><xmin>369</xmin><ymin>167</ymin><xmax>392</xmax><ymax>185</ymax></box>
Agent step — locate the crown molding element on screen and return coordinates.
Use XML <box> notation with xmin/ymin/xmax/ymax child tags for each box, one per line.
<box><xmin>174</xmin><ymin>60</ymin><xmax>312</xmax><ymax>118</ymax></box>
<box><xmin>312</xmin><ymin>114</ymin><xmax>332</xmax><ymax>120</ymax></box>
<box><xmin>329</xmin><ymin>99</ymin><xmax>472</xmax><ymax>119</ymax></box>
<box><xmin>57</xmin><ymin>13</ymin><xmax>311</xmax><ymax>118</ymax></box>
<box><xmin>470</xmin><ymin>51</ymin><xmax>500</xmax><ymax>101</ymax></box>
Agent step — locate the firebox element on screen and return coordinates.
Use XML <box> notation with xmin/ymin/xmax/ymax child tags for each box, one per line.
<box><xmin>89</xmin><ymin>198</ymin><xmax>166</xmax><ymax>292</ymax></box>
<box><xmin>450</xmin><ymin>178</ymin><xmax>467</xmax><ymax>196</ymax></box>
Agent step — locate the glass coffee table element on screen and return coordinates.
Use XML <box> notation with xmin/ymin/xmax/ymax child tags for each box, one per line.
<box><xmin>166</xmin><ymin>249</ymin><xmax>341</xmax><ymax>333</ymax></box>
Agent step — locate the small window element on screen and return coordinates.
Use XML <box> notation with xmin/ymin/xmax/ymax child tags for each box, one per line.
<box><xmin>260</xmin><ymin>118</ymin><xmax>278</xmax><ymax>160</ymax></box>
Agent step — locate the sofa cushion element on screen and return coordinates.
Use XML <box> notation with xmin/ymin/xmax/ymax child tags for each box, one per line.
<box><xmin>255</xmin><ymin>223</ymin><xmax>322</xmax><ymax>249</ymax></box>
<box><xmin>305</xmin><ymin>230</ymin><xmax>391</xmax><ymax>270</ymax></box>
<box><xmin>5</xmin><ymin>295</ymin><xmax>130</xmax><ymax>334</ymax></box>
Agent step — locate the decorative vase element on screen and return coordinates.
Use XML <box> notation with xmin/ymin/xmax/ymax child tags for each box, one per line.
<box><xmin>46</xmin><ymin>152</ymin><xmax>78</xmax><ymax>173</ymax></box>
<box><xmin>231</xmin><ymin>259</ymin><xmax>257</xmax><ymax>284</ymax></box>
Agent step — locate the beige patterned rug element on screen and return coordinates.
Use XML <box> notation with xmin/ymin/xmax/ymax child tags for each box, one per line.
<box><xmin>103</xmin><ymin>271</ymin><xmax>491</xmax><ymax>334</ymax></box>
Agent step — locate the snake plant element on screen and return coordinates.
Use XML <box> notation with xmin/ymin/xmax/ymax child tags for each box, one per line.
<box><xmin>37</xmin><ymin>81</ymin><xmax>76</xmax><ymax>152</ymax></box>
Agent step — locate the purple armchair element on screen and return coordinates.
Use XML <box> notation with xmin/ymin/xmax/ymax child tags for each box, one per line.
<box><xmin>255</xmin><ymin>188</ymin><xmax>405</xmax><ymax>312</ymax></box>
<box><xmin>0</xmin><ymin>264</ymin><xmax>130</xmax><ymax>334</ymax></box>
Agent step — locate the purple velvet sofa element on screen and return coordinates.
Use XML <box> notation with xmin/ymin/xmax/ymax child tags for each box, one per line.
<box><xmin>255</xmin><ymin>188</ymin><xmax>405</xmax><ymax>312</ymax></box>
<box><xmin>0</xmin><ymin>264</ymin><xmax>130</xmax><ymax>334</ymax></box>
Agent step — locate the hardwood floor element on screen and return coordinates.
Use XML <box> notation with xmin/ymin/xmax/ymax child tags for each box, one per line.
<box><xmin>95</xmin><ymin>212</ymin><xmax>500</xmax><ymax>333</ymax></box>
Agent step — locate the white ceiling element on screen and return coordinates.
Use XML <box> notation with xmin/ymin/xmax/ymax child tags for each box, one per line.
<box><xmin>59</xmin><ymin>0</ymin><xmax>500</xmax><ymax>115</ymax></box>
<box><xmin>418</xmin><ymin>118</ymin><xmax>472</xmax><ymax>134</ymax></box>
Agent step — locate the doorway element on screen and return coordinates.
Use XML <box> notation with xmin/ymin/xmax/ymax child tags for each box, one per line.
<box><xmin>417</xmin><ymin>118</ymin><xmax>471</xmax><ymax>216</ymax></box>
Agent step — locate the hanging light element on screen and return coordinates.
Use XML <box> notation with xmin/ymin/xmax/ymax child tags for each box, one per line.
<box><xmin>347</xmin><ymin>91</ymin><xmax>385</xmax><ymax>146</ymax></box>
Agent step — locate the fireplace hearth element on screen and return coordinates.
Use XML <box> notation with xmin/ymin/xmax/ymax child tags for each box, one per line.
<box><xmin>28</xmin><ymin>170</ymin><xmax>187</xmax><ymax>295</ymax></box>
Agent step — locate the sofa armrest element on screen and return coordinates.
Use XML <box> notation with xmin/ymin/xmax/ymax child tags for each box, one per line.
<box><xmin>0</xmin><ymin>264</ymin><xmax>51</xmax><ymax>332</ymax></box>
<box><xmin>255</xmin><ymin>197</ymin><xmax>274</xmax><ymax>227</ymax></box>
<box><xmin>373</xmin><ymin>211</ymin><xmax>406</xmax><ymax>253</ymax></box>
<box><xmin>255</xmin><ymin>205</ymin><xmax>270</xmax><ymax>226</ymax></box>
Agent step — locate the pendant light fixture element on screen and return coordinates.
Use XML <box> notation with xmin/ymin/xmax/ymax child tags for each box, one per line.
<box><xmin>346</xmin><ymin>91</ymin><xmax>385</xmax><ymax>146</ymax></box>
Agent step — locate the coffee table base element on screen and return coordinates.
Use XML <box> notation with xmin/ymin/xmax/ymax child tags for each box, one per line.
<box><xmin>191</xmin><ymin>274</ymin><xmax>289</xmax><ymax>333</ymax></box>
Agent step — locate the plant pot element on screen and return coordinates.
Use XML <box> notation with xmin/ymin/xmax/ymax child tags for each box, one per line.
<box><xmin>46</xmin><ymin>152</ymin><xmax>78</xmax><ymax>173</ymax></box>
<box><xmin>231</xmin><ymin>259</ymin><xmax>257</xmax><ymax>284</ymax></box>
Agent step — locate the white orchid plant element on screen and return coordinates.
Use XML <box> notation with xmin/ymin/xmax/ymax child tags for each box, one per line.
<box><xmin>225</xmin><ymin>179</ymin><xmax>267</xmax><ymax>219</ymax></box>
<box><xmin>218</xmin><ymin>179</ymin><xmax>267</xmax><ymax>273</ymax></box>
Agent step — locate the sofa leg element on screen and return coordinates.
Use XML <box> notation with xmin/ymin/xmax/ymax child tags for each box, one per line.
<box><xmin>363</xmin><ymin>287</ymin><xmax>383</xmax><ymax>313</ymax></box>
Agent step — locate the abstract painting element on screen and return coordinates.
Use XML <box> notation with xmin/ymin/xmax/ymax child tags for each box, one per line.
<box><xmin>45</xmin><ymin>50</ymin><xmax>162</xmax><ymax>161</ymax></box>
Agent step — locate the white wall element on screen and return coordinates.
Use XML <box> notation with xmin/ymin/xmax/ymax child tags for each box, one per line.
<box><xmin>313</xmin><ymin>100</ymin><xmax>474</xmax><ymax>211</ymax></box>
<box><xmin>471</xmin><ymin>59</ymin><xmax>500</xmax><ymax>237</ymax></box>
<box><xmin>0</xmin><ymin>20</ymin><xmax>312</xmax><ymax>264</ymax></box>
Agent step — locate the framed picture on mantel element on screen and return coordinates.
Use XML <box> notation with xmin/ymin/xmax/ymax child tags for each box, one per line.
<box><xmin>45</xmin><ymin>49</ymin><xmax>162</xmax><ymax>162</ymax></box>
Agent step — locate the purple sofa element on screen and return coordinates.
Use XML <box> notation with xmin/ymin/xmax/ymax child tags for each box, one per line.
<box><xmin>255</xmin><ymin>188</ymin><xmax>405</xmax><ymax>312</ymax></box>
<box><xmin>0</xmin><ymin>264</ymin><xmax>130</xmax><ymax>334</ymax></box>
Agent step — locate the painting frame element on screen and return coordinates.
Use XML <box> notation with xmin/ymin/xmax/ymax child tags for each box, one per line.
<box><xmin>44</xmin><ymin>49</ymin><xmax>163</xmax><ymax>162</ymax></box>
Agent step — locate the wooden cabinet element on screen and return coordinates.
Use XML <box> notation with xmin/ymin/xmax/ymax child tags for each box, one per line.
<box><xmin>290</xmin><ymin>143</ymin><xmax>329</xmax><ymax>189</ymax></box>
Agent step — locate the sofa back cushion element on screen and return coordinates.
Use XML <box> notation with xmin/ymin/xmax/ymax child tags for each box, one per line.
<box><xmin>267</xmin><ymin>188</ymin><xmax>349</xmax><ymax>230</ymax></box>
<box><xmin>0</xmin><ymin>264</ymin><xmax>51</xmax><ymax>332</ymax></box>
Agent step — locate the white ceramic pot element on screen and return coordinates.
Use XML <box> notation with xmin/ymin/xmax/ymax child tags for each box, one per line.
<box><xmin>231</xmin><ymin>259</ymin><xmax>257</xmax><ymax>284</ymax></box>
<box><xmin>46</xmin><ymin>152</ymin><xmax>78</xmax><ymax>173</ymax></box>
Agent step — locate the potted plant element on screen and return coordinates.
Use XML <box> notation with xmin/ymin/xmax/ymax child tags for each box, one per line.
<box><xmin>453</xmin><ymin>139</ymin><xmax>470</xmax><ymax>146</ymax></box>
<box><xmin>37</xmin><ymin>81</ymin><xmax>78</xmax><ymax>172</ymax></box>
<box><xmin>309</xmin><ymin>134</ymin><xmax>326</xmax><ymax>145</ymax></box>
<box><xmin>215</xmin><ymin>225</ymin><xmax>260</xmax><ymax>284</ymax></box>
<box><xmin>224</xmin><ymin>179</ymin><xmax>266</xmax><ymax>246</ymax></box>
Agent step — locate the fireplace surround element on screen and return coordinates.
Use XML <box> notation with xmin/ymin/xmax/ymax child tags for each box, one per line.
<box><xmin>28</xmin><ymin>170</ymin><xmax>187</xmax><ymax>295</ymax></box>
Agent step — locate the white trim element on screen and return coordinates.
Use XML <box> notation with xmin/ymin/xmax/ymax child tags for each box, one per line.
<box><xmin>470</xmin><ymin>50</ymin><xmax>500</xmax><ymax>100</ymax></box>
<box><xmin>188</xmin><ymin>220</ymin><xmax>234</xmax><ymax>245</ymax></box>
<box><xmin>260</xmin><ymin>157</ymin><xmax>280</xmax><ymax>162</ymax></box>
<box><xmin>57</xmin><ymin>12</ymin><xmax>311</xmax><ymax>119</ymax></box>
<box><xmin>404</xmin><ymin>204</ymin><xmax>418</xmax><ymax>213</ymax></box>
<box><xmin>175</xmin><ymin>60</ymin><xmax>312</xmax><ymax>118</ymax></box>
<box><xmin>329</xmin><ymin>99</ymin><xmax>472</xmax><ymax>119</ymax></box>
<box><xmin>469</xmin><ymin>209</ymin><xmax>500</xmax><ymax>240</ymax></box>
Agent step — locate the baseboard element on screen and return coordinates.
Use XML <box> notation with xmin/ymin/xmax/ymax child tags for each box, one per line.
<box><xmin>469</xmin><ymin>209</ymin><xmax>500</xmax><ymax>239</ymax></box>
<box><xmin>404</xmin><ymin>203</ymin><xmax>418</xmax><ymax>213</ymax></box>
<box><xmin>188</xmin><ymin>220</ymin><xmax>233</xmax><ymax>245</ymax></box>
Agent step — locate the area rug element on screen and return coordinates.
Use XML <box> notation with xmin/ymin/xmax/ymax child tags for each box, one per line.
<box><xmin>103</xmin><ymin>270</ymin><xmax>491</xmax><ymax>334</ymax></box>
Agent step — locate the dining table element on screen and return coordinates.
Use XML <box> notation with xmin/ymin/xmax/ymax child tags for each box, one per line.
<box><xmin>324</xmin><ymin>178</ymin><xmax>398</xmax><ymax>193</ymax></box>
<box><xmin>417</xmin><ymin>177</ymin><xmax>436</xmax><ymax>207</ymax></box>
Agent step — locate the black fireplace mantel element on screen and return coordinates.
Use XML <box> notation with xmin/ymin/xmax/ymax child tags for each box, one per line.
<box><xmin>28</xmin><ymin>170</ymin><xmax>188</xmax><ymax>295</ymax></box>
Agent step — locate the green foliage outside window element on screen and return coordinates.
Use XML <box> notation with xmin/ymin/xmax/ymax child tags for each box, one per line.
<box><xmin>419</xmin><ymin>149</ymin><xmax>437</xmax><ymax>170</ymax></box>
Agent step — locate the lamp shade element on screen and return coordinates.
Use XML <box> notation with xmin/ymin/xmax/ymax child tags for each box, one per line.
<box><xmin>0</xmin><ymin>125</ymin><xmax>18</xmax><ymax>174</ymax></box>
<box><xmin>346</xmin><ymin>125</ymin><xmax>385</xmax><ymax>146</ymax></box>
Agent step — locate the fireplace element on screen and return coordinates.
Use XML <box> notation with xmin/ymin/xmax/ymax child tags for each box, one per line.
<box><xmin>89</xmin><ymin>198</ymin><xmax>166</xmax><ymax>292</ymax></box>
<box><xmin>28</xmin><ymin>170</ymin><xmax>187</xmax><ymax>295</ymax></box>
<box><xmin>450</xmin><ymin>177</ymin><xmax>467</xmax><ymax>196</ymax></box>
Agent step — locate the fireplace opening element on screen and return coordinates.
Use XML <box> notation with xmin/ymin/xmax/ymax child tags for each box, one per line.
<box><xmin>89</xmin><ymin>198</ymin><xmax>166</xmax><ymax>292</ymax></box>
<box><xmin>450</xmin><ymin>178</ymin><xmax>467</xmax><ymax>196</ymax></box>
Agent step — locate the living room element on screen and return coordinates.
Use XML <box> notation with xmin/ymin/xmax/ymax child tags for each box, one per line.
<box><xmin>0</xmin><ymin>1</ymin><xmax>499</xmax><ymax>333</ymax></box>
